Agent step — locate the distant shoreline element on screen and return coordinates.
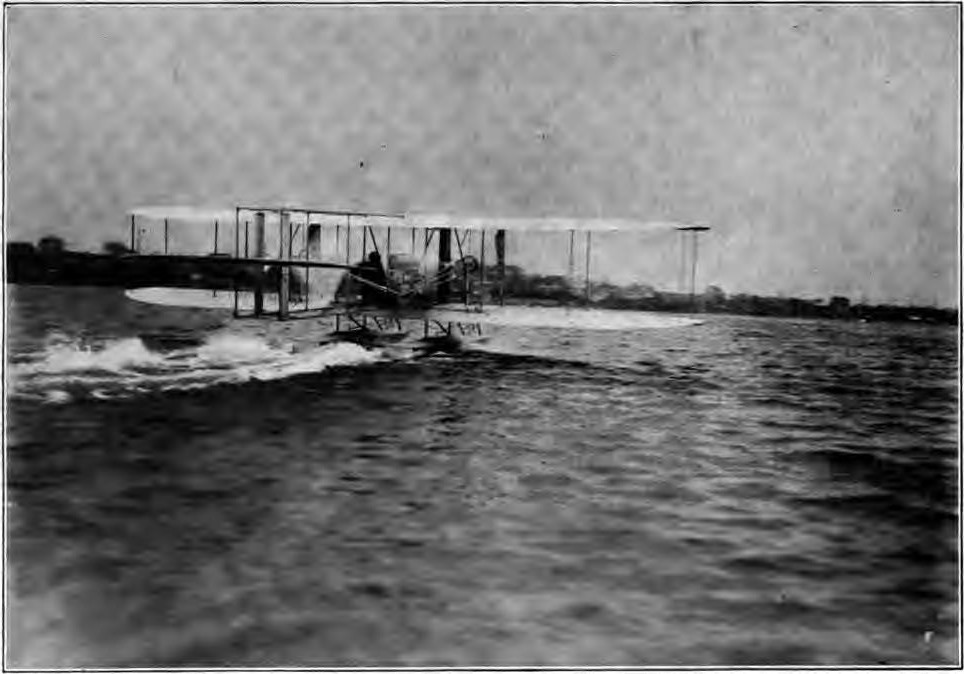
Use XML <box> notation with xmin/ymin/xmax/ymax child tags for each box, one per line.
<box><xmin>6</xmin><ymin>240</ymin><xmax>957</xmax><ymax>326</ymax></box>
<box><xmin>498</xmin><ymin>297</ymin><xmax>956</xmax><ymax>326</ymax></box>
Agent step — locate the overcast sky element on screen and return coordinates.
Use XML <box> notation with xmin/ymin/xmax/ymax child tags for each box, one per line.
<box><xmin>6</xmin><ymin>4</ymin><xmax>959</xmax><ymax>305</ymax></box>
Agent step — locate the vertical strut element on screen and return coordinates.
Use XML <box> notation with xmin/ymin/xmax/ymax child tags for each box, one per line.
<box><xmin>679</xmin><ymin>229</ymin><xmax>687</xmax><ymax>293</ymax></box>
<box><xmin>568</xmin><ymin>229</ymin><xmax>575</xmax><ymax>280</ymax></box>
<box><xmin>495</xmin><ymin>229</ymin><xmax>505</xmax><ymax>306</ymax></box>
<box><xmin>453</xmin><ymin>229</ymin><xmax>468</xmax><ymax>304</ymax></box>
<box><xmin>279</xmin><ymin>211</ymin><xmax>291</xmax><ymax>320</ymax></box>
<box><xmin>584</xmin><ymin>231</ymin><xmax>592</xmax><ymax>303</ymax></box>
<box><xmin>479</xmin><ymin>229</ymin><xmax>486</xmax><ymax>308</ymax></box>
<box><xmin>254</xmin><ymin>211</ymin><xmax>265</xmax><ymax>317</ymax></box>
<box><xmin>233</xmin><ymin>208</ymin><xmax>239</xmax><ymax>317</ymax></box>
<box><xmin>690</xmin><ymin>230</ymin><xmax>699</xmax><ymax>310</ymax></box>
<box><xmin>305</xmin><ymin>213</ymin><xmax>311</xmax><ymax>311</ymax></box>
<box><xmin>438</xmin><ymin>227</ymin><xmax>452</xmax><ymax>304</ymax></box>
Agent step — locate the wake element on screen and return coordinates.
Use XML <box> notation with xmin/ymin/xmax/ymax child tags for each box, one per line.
<box><xmin>9</xmin><ymin>331</ymin><xmax>385</xmax><ymax>404</ymax></box>
<box><xmin>8</xmin><ymin>304</ymin><xmax>706</xmax><ymax>404</ymax></box>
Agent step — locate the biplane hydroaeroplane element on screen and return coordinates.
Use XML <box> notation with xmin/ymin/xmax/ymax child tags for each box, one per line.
<box><xmin>123</xmin><ymin>204</ymin><xmax>709</xmax><ymax>351</ymax></box>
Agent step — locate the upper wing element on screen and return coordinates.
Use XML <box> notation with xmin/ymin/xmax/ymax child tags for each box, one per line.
<box><xmin>129</xmin><ymin>205</ymin><xmax>705</xmax><ymax>232</ymax></box>
<box><xmin>129</xmin><ymin>206</ymin><xmax>238</xmax><ymax>222</ymax></box>
<box><xmin>400</xmin><ymin>214</ymin><xmax>694</xmax><ymax>233</ymax></box>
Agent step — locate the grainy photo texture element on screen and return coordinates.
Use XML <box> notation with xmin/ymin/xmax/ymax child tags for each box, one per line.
<box><xmin>4</xmin><ymin>3</ymin><xmax>959</xmax><ymax>668</ymax></box>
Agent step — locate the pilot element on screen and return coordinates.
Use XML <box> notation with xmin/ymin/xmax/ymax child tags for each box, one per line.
<box><xmin>359</xmin><ymin>252</ymin><xmax>387</xmax><ymax>285</ymax></box>
<box><xmin>356</xmin><ymin>251</ymin><xmax>393</xmax><ymax>306</ymax></box>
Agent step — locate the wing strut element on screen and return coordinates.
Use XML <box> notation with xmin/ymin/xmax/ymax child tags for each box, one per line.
<box><xmin>254</xmin><ymin>211</ymin><xmax>266</xmax><ymax>316</ymax></box>
<box><xmin>495</xmin><ymin>230</ymin><xmax>506</xmax><ymax>306</ymax></box>
<box><xmin>690</xmin><ymin>229</ymin><xmax>699</xmax><ymax>307</ymax></box>
<box><xmin>233</xmin><ymin>207</ymin><xmax>240</xmax><ymax>317</ymax></box>
<box><xmin>438</xmin><ymin>227</ymin><xmax>452</xmax><ymax>303</ymax></box>
<box><xmin>584</xmin><ymin>231</ymin><xmax>592</xmax><ymax>303</ymax></box>
<box><xmin>677</xmin><ymin>225</ymin><xmax>710</xmax><ymax>310</ymax></box>
<box><xmin>568</xmin><ymin>230</ymin><xmax>575</xmax><ymax>279</ymax></box>
<box><xmin>479</xmin><ymin>230</ymin><xmax>486</xmax><ymax>310</ymax></box>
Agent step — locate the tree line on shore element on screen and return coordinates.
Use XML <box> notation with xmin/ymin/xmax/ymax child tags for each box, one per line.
<box><xmin>6</xmin><ymin>235</ymin><xmax>305</xmax><ymax>295</ymax></box>
<box><xmin>494</xmin><ymin>266</ymin><xmax>957</xmax><ymax>325</ymax></box>
<box><xmin>6</xmin><ymin>236</ymin><xmax>956</xmax><ymax>325</ymax></box>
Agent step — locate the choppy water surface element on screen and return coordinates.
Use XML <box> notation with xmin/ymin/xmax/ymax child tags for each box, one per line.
<box><xmin>5</xmin><ymin>286</ymin><xmax>958</xmax><ymax>667</ymax></box>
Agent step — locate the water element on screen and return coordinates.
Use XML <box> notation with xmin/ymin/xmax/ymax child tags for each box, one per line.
<box><xmin>5</xmin><ymin>286</ymin><xmax>958</xmax><ymax>667</ymax></box>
